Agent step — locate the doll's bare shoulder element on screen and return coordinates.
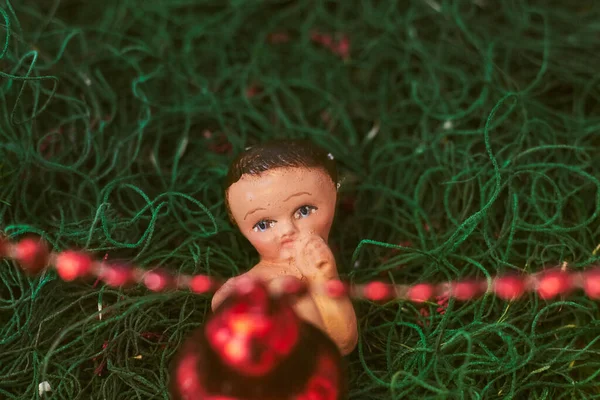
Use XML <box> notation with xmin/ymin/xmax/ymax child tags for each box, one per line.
<box><xmin>211</xmin><ymin>275</ymin><xmax>243</xmax><ymax>311</ymax></box>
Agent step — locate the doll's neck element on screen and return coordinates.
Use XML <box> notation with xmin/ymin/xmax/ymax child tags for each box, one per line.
<box><xmin>254</xmin><ymin>259</ymin><xmax>303</xmax><ymax>280</ymax></box>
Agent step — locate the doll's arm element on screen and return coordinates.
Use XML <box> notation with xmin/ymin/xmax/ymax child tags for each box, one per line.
<box><xmin>211</xmin><ymin>278</ymin><xmax>238</xmax><ymax>311</ymax></box>
<box><xmin>269</xmin><ymin>274</ymin><xmax>357</xmax><ymax>355</ymax></box>
<box><xmin>292</xmin><ymin>235</ymin><xmax>358</xmax><ymax>355</ymax></box>
<box><xmin>305</xmin><ymin>274</ymin><xmax>358</xmax><ymax>355</ymax></box>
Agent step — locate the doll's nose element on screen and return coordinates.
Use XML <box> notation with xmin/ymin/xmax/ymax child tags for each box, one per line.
<box><xmin>279</xmin><ymin>220</ymin><xmax>298</xmax><ymax>239</ymax></box>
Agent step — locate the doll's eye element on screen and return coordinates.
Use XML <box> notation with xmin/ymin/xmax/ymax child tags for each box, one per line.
<box><xmin>253</xmin><ymin>220</ymin><xmax>275</xmax><ymax>232</ymax></box>
<box><xmin>294</xmin><ymin>205</ymin><xmax>317</xmax><ymax>219</ymax></box>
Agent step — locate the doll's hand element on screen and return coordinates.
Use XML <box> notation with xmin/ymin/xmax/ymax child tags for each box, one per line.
<box><xmin>293</xmin><ymin>234</ymin><xmax>338</xmax><ymax>282</ymax></box>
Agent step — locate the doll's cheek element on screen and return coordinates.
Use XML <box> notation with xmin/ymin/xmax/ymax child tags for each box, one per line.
<box><xmin>312</xmin><ymin>214</ymin><xmax>333</xmax><ymax>236</ymax></box>
<box><xmin>248</xmin><ymin>235</ymin><xmax>276</xmax><ymax>254</ymax></box>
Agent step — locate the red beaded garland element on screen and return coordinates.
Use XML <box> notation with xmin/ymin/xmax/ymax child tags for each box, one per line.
<box><xmin>583</xmin><ymin>270</ymin><xmax>600</xmax><ymax>299</ymax></box>
<box><xmin>452</xmin><ymin>281</ymin><xmax>483</xmax><ymax>301</ymax></box>
<box><xmin>408</xmin><ymin>283</ymin><xmax>434</xmax><ymax>303</ymax></box>
<box><xmin>1</xmin><ymin>237</ymin><xmax>600</xmax><ymax>304</ymax></box>
<box><xmin>280</xmin><ymin>276</ymin><xmax>308</xmax><ymax>296</ymax></box>
<box><xmin>55</xmin><ymin>251</ymin><xmax>92</xmax><ymax>281</ymax></box>
<box><xmin>325</xmin><ymin>280</ymin><xmax>347</xmax><ymax>298</ymax></box>
<box><xmin>493</xmin><ymin>276</ymin><xmax>525</xmax><ymax>300</ymax></box>
<box><xmin>363</xmin><ymin>281</ymin><xmax>392</xmax><ymax>301</ymax></box>
<box><xmin>144</xmin><ymin>269</ymin><xmax>174</xmax><ymax>292</ymax></box>
<box><xmin>190</xmin><ymin>275</ymin><xmax>213</xmax><ymax>294</ymax></box>
<box><xmin>14</xmin><ymin>237</ymin><xmax>50</xmax><ymax>274</ymax></box>
<box><xmin>101</xmin><ymin>265</ymin><xmax>135</xmax><ymax>287</ymax></box>
<box><xmin>537</xmin><ymin>270</ymin><xmax>572</xmax><ymax>300</ymax></box>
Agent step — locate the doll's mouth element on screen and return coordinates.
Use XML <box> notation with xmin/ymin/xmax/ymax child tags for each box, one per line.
<box><xmin>280</xmin><ymin>238</ymin><xmax>295</xmax><ymax>246</ymax></box>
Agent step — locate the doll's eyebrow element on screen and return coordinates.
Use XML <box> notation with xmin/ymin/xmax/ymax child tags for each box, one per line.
<box><xmin>244</xmin><ymin>207</ymin><xmax>266</xmax><ymax>220</ymax></box>
<box><xmin>283</xmin><ymin>192</ymin><xmax>311</xmax><ymax>202</ymax></box>
<box><xmin>243</xmin><ymin>192</ymin><xmax>310</xmax><ymax>220</ymax></box>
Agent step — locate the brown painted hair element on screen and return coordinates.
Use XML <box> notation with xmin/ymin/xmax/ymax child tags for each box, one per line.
<box><xmin>224</xmin><ymin>139</ymin><xmax>338</xmax><ymax>224</ymax></box>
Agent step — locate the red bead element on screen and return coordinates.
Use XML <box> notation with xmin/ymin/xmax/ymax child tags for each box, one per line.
<box><xmin>325</xmin><ymin>280</ymin><xmax>346</xmax><ymax>298</ymax></box>
<box><xmin>494</xmin><ymin>276</ymin><xmax>525</xmax><ymax>300</ymax></box>
<box><xmin>14</xmin><ymin>237</ymin><xmax>50</xmax><ymax>274</ymax></box>
<box><xmin>55</xmin><ymin>251</ymin><xmax>92</xmax><ymax>281</ymax></box>
<box><xmin>280</xmin><ymin>276</ymin><xmax>308</xmax><ymax>296</ymax></box>
<box><xmin>583</xmin><ymin>270</ymin><xmax>600</xmax><ymax>299</ymax></box>
<box><xmin>408</xmin><ymin>284</ymin><xmax>433</xmax><ymax>303</ymax></box>
<box><xmin>363</xmin><ymin>281</ymin><xmax>392</xmax><ymax>301</ymax></box>
<box><xmin>537</xmin><ymin>270</ymin><xmax>571</xmax><ymax>300</ymax></box>
<box><xmin>452</xmin><ymin>281</ymin><xmax>482</xmax><ymax>301</ymax></box>
<box><xmin>235</xmin><ymin>275</ymin><xmax>258</xmax><ymax>295</ymax></box>
<box><xmin>101</xmin><ymin>265</ymin><xmax>134</xmax><ymax>287</ymax></box>
<box><xmin>144</xmin><ymin>269</ymin><xmax>173</xmax><ymax>292</ymax></box>
<box><xmin>190</xmin><ymin>275</ymin><xmax>212</xmax><ymax>294</ymax></box>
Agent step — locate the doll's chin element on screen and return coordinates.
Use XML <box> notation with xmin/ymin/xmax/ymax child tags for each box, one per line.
<box><xmin>279</xmin><ymin>248</ymin><xmax>294</xmax><ymax>259</ymax></box>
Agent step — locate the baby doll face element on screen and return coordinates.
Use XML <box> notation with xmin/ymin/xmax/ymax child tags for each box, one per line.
<box><xmin>227</xmin><ymin>167</ymin><xmax>337</xmax><ymax>264</ymax></box>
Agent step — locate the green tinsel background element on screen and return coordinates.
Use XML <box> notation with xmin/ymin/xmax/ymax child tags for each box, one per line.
<box><xmin>1</xmin><ymin>0</ymin><xmax>600</xmax><ymax>398</ymax></box>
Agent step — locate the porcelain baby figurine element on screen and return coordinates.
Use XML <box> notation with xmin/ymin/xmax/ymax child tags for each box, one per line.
<box><xmin>211</xmin><ymin>139</ymin><xmax>358</xmax><ymax>356</ymax></box>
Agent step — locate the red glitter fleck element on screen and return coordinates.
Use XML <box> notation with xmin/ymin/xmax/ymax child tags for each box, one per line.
<box><xmin>267</xmin><ymin>32</ymin><xmax>290</xmax><ymax>44</ymax></box>
<box><xmin>310</xmin><ymin>30</ymin><xmax>351</xmax><ymax>60</ymax></box>
<box><xmin>208</xmin><ymin>133</ymin><xmax>233</xmax><ymax>154</ymax></box>
<box><xmin>333</xmin><ymin>35</ymin><xmax>350</xmax><ymax>60</ymax></box>
<box><xmin>92</xmin><ymin>340</ymin><xmax>109</xmax><ymax>376</ymax></box>
<box><xmin>435</xmin><ymin>294</ymin><xmax>449</xmax><ymax>315</ymax></box>
<box><xmin>417</xmin><ymin>307</ymin><xmax>431</xmax><ymax>327</ymax></box>
<box><xmin>245</xmin><ymin>84</ymin><xmax>262</xmax><ymax>98</ymax></box>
